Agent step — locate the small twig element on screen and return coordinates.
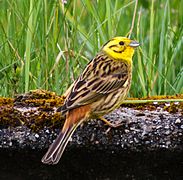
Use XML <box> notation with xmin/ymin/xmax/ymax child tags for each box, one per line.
<box><xmin>127</xmin><ymin>0</ymin><xmax>138</xmax><ymax>38</ymax></box>
<box><xmin>123</xmin><ymin>99</ymin><xmax>183</xmax><ymax>104</ymax></box>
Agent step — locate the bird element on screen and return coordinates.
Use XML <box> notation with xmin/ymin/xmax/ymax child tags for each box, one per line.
<box><xmin>41</xmin><ymin>36</ymin><xmax>139</xmax><ymax>165</ymax></box>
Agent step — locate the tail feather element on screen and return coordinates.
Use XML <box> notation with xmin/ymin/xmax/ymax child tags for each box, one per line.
<box><xmin>41</xmin><ymin>120</ymin><xmax>83</xmax><ymax>165</ymax></box>
<box><xmin>41</xmin><ymin>105</ymin><xmax>91</xmax><ymax>165</ymax></box>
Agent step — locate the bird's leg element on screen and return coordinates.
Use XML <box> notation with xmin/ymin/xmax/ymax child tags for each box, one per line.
<box><xmin>98</xmin><ymin>116</ymin><xmax>123</xmax><ymax>128</ymax></box>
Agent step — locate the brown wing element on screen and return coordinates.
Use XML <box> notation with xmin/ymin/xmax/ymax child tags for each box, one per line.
<box><xmin>60</xmin><ymin>54</ymin><xmax>129</xmax><ymax>113</ymax></box>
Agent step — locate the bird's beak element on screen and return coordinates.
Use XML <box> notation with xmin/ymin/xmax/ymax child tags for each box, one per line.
<box><xmin>129</xmin><ymin>41</ymin><xmax>140</xmax><ymax>48</ymax></box>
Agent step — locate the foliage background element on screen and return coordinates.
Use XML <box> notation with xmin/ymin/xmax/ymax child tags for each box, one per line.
<box><xmin>0</xmin><ymin>0</ymin><xmax>182</xmax><ymax>97</ymax></box>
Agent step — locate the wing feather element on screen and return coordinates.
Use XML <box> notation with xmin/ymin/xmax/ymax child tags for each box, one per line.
<box><xmin>61</xmin><ymin>54</ymin><xmax>129</xmax><ymax>113</ymax></box>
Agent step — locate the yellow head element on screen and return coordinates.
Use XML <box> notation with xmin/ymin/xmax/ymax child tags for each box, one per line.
<box><xmin>102</xmin><ymin>37</ymin><xmax>139</xmax><ymax>63</ymax></box>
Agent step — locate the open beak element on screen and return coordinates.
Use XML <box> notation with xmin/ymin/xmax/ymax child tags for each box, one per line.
<box><xmin>129</xmin><ymin>40</ymin><xmax>140</xmax><ymax>48</ymax></box>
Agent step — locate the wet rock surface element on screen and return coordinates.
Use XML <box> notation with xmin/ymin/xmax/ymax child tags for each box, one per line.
<box><xmin>0</xmin><ymin>106</ymin><xmax>182</xmax><ymax>152</ymax></box>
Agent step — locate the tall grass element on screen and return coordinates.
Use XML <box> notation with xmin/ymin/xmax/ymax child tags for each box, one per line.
<box><xmin>0</xmin><ymin>0</ymin><xmax>182</xmax><ymax>97</ymax></box>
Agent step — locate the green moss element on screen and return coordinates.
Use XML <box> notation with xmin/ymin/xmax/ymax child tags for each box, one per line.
<box><xmin>163</xmin><ymin>102</ymin><xmax>183</xmax><ymax>114</ymax></box>
<box><xmin>0</xmin><ymin>97</ymin><xmax>14</xmax><ymax>106</ymax></box>
<box><xmin>14</xmin><ymin>89</ymin><xmax>65</xmax><ymax>107</ymax></box>
<box><xmin>0</xmin><ymin>105</ymin><xmax>23</xmax><ymax>127</ymax></box>
<box><xmin>0</xmin><ymin>89</ymin><xmax>66</xmax><ymax>131</ymax></box>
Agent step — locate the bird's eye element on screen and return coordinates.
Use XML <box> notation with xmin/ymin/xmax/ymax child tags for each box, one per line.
<box><xmin>119</xmin><ymin>41</ymin><xmax>124</xmax><ymax>45</ymax></box>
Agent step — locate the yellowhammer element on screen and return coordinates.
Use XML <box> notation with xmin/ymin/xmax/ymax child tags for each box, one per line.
<box><xmin>42</xmin><ymin>36</ymin><xmax>139</xmax><ymax>165</ymax></box>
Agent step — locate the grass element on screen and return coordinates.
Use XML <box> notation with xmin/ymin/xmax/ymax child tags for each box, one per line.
<box><xmin>0</xmin><ymin>0</ymin><xmax>182</xmax><ymax>97</ymax></box>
